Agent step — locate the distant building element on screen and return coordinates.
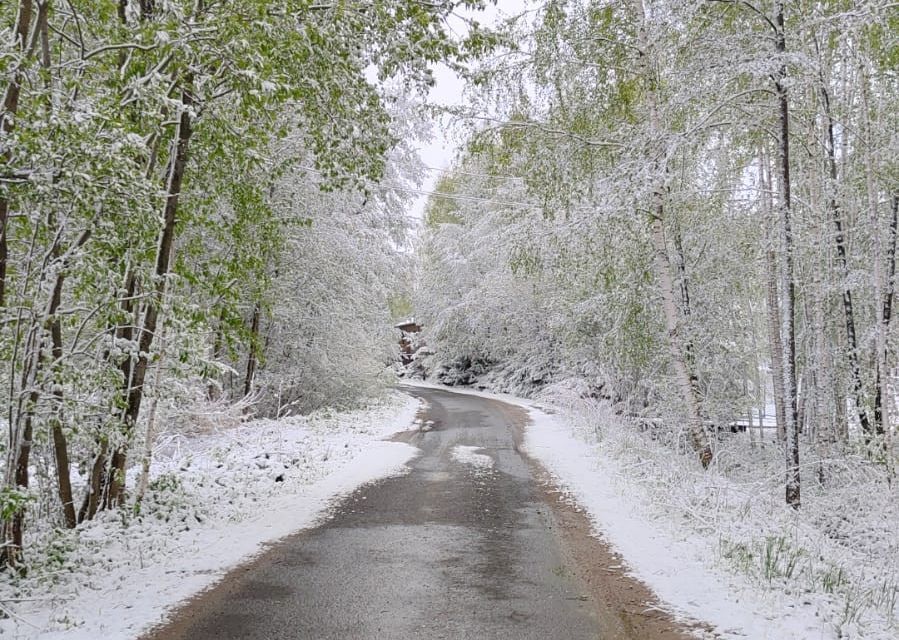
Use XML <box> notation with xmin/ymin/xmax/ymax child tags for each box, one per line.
<box><xmin>395</xmin><ymin>319</ymin><xmax>421</xmax><ymax>334</ymax></box>
<box><xmin>396</xmin><ymin>319</ymin><xmax>421</xmax><ymax>365</ymax></box>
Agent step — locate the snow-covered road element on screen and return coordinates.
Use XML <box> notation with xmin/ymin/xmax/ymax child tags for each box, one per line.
<box><xmin>8</xmin><ymin>384</ymin><xmax>836</xmax><ymax>639</ymax></box>
<box><xmin>404</xmin><ymin>382</ymin><xmax>834</xmax><ymax>640</ymax></box>
<box><xmin>144</xmin><ymin>385</ymin><xmax>694</xmax><ymax>640</ymax></box>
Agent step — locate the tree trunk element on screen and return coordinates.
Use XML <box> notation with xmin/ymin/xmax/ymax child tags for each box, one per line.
<box><xmin>862</xmin><ymin>51</ymin><xmax>896</xmax><ymax>440</ymax></box>
<box><xmin>814</xmin><ymin>304</ymin><xmax>832</xmax><ymax>486</ymax></box>
<box><xmin>78</xmin><ymin>445</ymin><xmax>106</xmax><ymax>523</ymax></box>
<box><xmin>881</xmin><ymin>195</ymin><xmax>899</xmax><ymax>336</ymax></box>
<box><xmin>631</xmin><ymin>0</ymin><xmax>712</xmax><ymax>468</ymax></box>
<box><xmin>139</xmin><ymin>0</ymin><xmax>155</xmax><ymax>21</ymax></box>
<box><xmin>0</xmin><ymin>0</ymin><xmax>37</xmax><ymax>308</ymax></box>
<box><xmin>50</xmin><ymin>407</ymin><xmax>77</xmax><ymax>528</ymax></box>
<box><xmin>134</xmin><ymin>309</ymin><xmax>170</xmax><ymax>510</ymax></box>
<box><xmin>761</xmin><ymin>158</ymin><xmax>787</xmax><ymax>442</ymax></box>
<box><xmin>3</xmin><ymin>363</ymin><xmax>39</xmax><ymax>567</ymax></box>
<box><xmin>1</xmin><ymin>303</ymin><xmax>42</xmax><ymax>567</ymax></box>
<box><xmin>1</xmin><ymin>221</ymin><xmax>89</xmax><ymax>564</ymax></box>
<box><xmin>82</xmin><ymin>268</ymin><xmax>137</xmax><ymax>520</ymax></box>
<box><xmin>244</xmin><ymin>304</ymin><xmax>261</xmax><ymax>398</ymax></box>
<box><xmin>103</xmin><ymin>83</ymin><xmax>194</xmax><ymax>509</ymax></box>
<box><xmin>774</xmin><ymin>0</ymin><xmax>800</xmax><ymax>509</ymax></box>
<box><xmin>3</xmin><ymin>311</ymin><xmax>52</xmax><ymax>564</ymax></box>
<box><xmin>672</xmin><ymin>222</ymin><xmax>697</xmax><ymax>373</ymax></box>
<box><xmin>207</xmin><ymin>308</ymin><xmax>226</xmax><ymax>401</ymax></box>
<box><xmin>819</xmin><ymin>81</ymin><xmax>871</xmax><ymax>436</ymax></box>
<box><xmin>877</xmin><ymin>194</ymin><xmax>898</xmax><ymax>473</ymax></box>
<box><xmin>48</xmin><ymin>267</ymin><xmax>77</xmax><ymax>529</ymax></box>
<box><xmin>651</xmin><ymin>212</ymin><xmax>713</xmax><ymax>467</ymax></box>
<box><xmin>809</xmin><ymin>176</ymin><xmax>835</xmax><ymax>485</ymax></box>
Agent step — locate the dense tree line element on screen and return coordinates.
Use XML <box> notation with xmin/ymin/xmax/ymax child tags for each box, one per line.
<box><xmin>0</xmin><ymin>0</ymin><xmax>492</xmax><ymax>568</ymax></box>
<box><xmin>416</xmin><ymin>0</ymin><xmax>898</xmax><ymax>507</ymax></box>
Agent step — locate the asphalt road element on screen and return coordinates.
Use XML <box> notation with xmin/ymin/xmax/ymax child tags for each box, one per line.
<box><xmin>147</xmin><ymin>386</ymin><xmax>601</xmax><ymax>640</ymax></box>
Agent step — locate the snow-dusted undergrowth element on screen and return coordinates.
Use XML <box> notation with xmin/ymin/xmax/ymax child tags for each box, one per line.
<box><xmin>532</xmin><ymin>380</ymin><xmax>899</xmax><ymax>640</ymax></box>
<box><xmin>0</xmin><ymin>393</ymin><xmax>420</xmax><ymax>639</ymax></box>
<box><xmin>451</xmin><ymin>445</ymin><xmax>494</xmax><ymax>470</ymax></box>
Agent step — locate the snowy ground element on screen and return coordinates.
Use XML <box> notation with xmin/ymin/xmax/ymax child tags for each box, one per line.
<box><xmin>402</xmin><ymin>380</ymin><xmax>898</xmax><ymax>640</ymax></box>
<box><xmin>0</xmin><ymin>393</ymin><xmax>421</xmax><ymax>639</ymax></box>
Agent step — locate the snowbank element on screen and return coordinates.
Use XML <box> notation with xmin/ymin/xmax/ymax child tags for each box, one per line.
<box><xmin>524</xmin><ymin>402</ymin><xmax>832</xmax><ymax>640</ymax></box>
<box><xmin>0</xmin><ymin>393</ymin><xmax>421</xmax><ymax>639</ymax></box>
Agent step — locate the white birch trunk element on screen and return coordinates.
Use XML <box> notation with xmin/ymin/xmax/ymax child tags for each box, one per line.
<box><xmin>633</xmin><ymin>0</ymin><xmax>712</xmax><ymax>467</ymax></box>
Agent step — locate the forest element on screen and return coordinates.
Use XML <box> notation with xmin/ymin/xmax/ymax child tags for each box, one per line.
<box><xmin>418</xmin><ymin>0</ymin><xmax>898</xmax><ymax>503</ymax></box>
<box><xmin>0</xmin><ymin>0</ymin><xmax>493</xmax><ymax>569</ymax></box>
<box><xmin>1</xmin><ymin>0</ymin><xmax>898</xmax><ymax>638</ymax></box>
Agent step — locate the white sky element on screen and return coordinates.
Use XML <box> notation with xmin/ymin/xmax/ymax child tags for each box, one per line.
<box><xmin>408</xmin><ymin>1</ymin><xmax>528</xmax><ymax>220</ymax></box>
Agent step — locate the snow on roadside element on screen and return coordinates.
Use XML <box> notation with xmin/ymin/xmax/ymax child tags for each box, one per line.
<box><xmin>451</xmin><ymin>445</ymin><xmax>494</xmax><ymax>470</ymax></box>
<box><xmin>0</xmin><ymin>392</ymin><xmax>421</xmax><ymax>639</ymax></box>
<box><xmin>401</xmin><ymin>380</ymin><xmax>836</xmax><ymax>640</ymax></box>
<box><xmin>523</xmin><ymin>404</ymin><xmax>833</xmax><ymax>640</ymax></box>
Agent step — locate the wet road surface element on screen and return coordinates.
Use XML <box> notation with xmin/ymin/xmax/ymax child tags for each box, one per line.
<box><xmin>147</xmin><ymin>386</ymin><xmax>601</xmax><ymax>639</ymax></box>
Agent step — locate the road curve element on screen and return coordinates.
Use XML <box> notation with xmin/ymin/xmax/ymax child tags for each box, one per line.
<box><xmin>145</xmin><ymin>386</ymin><xmax>601</xmax><ymax>639</ymax></box>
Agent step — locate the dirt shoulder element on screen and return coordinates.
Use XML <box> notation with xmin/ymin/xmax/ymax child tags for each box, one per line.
<box><xmin>495</xmin><ymin>397</ymin><xmax>711</xmax><ymax>640</ymax></box>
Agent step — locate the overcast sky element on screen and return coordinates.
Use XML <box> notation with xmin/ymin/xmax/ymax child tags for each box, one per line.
<box><xmin>407</xmin><ymin>1</ymin><xmax>528</xmax><ymax>219</ymax></box>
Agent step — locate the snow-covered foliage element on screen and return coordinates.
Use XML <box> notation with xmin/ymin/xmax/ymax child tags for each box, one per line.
<box><xmin>414</xmin><ymin>162</ymin><xmax>571</xmax><ymax>395</ymax></box>
<box><xmin>247</xmin><ymin>125</ymin><xmax>421</xmax><ymax>416</ymax></box>
<box><xmin>416</xmin><ymin>0</ymin><xmax>899</xmax><ymax>475</ymax></box>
